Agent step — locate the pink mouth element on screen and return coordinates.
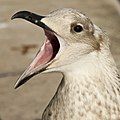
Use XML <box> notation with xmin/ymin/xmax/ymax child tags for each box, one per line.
<box><xmin>12</xmin><ymin>10</ymin><xmax>62</xmax><ymax>88</ymax></box>
<box><xmin>26</xmin><ymin>30</ymin><xmax>60</xmax><ymax>74</ymax></box>
<box><xmin>14</xmin><ymin>29</ymin><xmax>60</xmax><ymax>88</ymax></box>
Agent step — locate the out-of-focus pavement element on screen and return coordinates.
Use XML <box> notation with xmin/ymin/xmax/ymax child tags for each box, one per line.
<box><xmin>0</xmin><ymin>0</ymin><xmax>120</xmax><ymax>120</ymax></box>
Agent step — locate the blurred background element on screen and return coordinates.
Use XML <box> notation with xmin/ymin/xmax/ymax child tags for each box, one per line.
<box><xmin>0</xmin><ymin>0</ymin><xmax>120</xmax><ymax>120</ymax></box>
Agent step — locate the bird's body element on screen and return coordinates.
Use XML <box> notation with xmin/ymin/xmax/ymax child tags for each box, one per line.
<box><xmin>12</xmin><ymin>8</ymin><xmax>120</xmax><ymax>120</ymax></box>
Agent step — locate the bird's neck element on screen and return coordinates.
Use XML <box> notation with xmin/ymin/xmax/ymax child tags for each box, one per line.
<box><xmin>63</xmin><ymin>47</ymin><xmax>120</xmax><ymax>103</ymax></box>
<box><xmin>43</xmin><ymin>48</ymin><xmax>120</xmax><ymax>119</ymax></box>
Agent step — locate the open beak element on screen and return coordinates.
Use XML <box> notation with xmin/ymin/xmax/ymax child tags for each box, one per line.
<box><xmin>11</xmin><ymin>11</ymin><xmax>60</xmax><ymax>89</ymax></box>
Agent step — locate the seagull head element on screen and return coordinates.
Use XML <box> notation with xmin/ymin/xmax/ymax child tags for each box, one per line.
<box><xmin>11</xmin><ymin>8</ymin><xmax>106</xmax><ymax>88</ymax></box>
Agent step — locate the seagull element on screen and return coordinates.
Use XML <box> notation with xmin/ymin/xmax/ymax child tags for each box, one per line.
<box><xmin>11</xmin><ymin>8</ymin><xmax>120</xmax><ymax>120</ymax></box>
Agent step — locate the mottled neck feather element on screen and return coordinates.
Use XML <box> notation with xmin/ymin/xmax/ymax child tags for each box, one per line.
<box><xmin>42</xmin><ymin>47</ymin><xmax>120</xmax><ymax>120</ymax></box>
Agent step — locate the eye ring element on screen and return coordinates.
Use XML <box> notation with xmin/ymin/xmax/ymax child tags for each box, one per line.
<box><xmin>73</xmin><ymin>25</ymin><xmax>83</xmax><ymax>33</ymax></box>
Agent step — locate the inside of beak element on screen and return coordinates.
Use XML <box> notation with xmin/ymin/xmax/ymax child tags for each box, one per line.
<box><xmin>11</xmin><ymin>10</ymin><xmax>60</xmax><ymax>88</ymax></box>
<box><xmin>14</xmin><ymin>30</ymin><xmax>60</xmax><ymax>89</ymax></box>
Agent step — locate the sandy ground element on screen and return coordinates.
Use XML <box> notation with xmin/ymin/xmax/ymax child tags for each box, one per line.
<box><xmin>0</xmin><ymin>0</ymin><xmax>120</xmax><ymax>120</ymax></box>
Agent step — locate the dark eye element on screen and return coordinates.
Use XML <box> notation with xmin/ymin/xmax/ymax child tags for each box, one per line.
<box><xmin>73</xmin><ymin>25</ymin><xmax>83</xmax><ymax>33</ymax></box>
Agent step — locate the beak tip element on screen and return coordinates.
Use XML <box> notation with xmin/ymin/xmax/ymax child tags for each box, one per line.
<box><xmin>14</xmin><ymin>77</ymin><xmax>25</xmax><ymax>89</ymax></box>
<box><xmin>14</xmin><ymin>86</ymin><xmax>17</xmax><ymax>89</ymax></box>
<box><xmin>14</xmin><ymin>71</ymin><xmax>35</xmax><ymax>89</ymax></box>
<box><xmin>11</xmin><ymin>16</ymin><xmax>15</xmax><ymax>20</ymax></box>
<box><xmin>11</xmin><ymin>13</ymin><xmax>16</xmax><ymax>20</ymax></box>
<box><xmin>14</xmin><ymin>82</ymin><xmax>21</xmax><ymax>89</ymax></box>
<box><xmin>14</xmin><ymin>84</ymin><xmax>19</xmax><ymax>89</ymax></box>
<box><xmin>11</xmin><ymin>13</ymin><xmax>19</xmax><ymax>20</ymax></box>
<box><xmin>11</xmin><ymin>11</ymin><xmax>28</xmax><ymax>20</ymax></box>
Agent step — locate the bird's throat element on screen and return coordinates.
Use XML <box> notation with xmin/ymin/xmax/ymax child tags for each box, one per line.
<box><xmin>42</xmin><ymin>66</ymin><xmax>120</xmax><ymax>119</ymax></box>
